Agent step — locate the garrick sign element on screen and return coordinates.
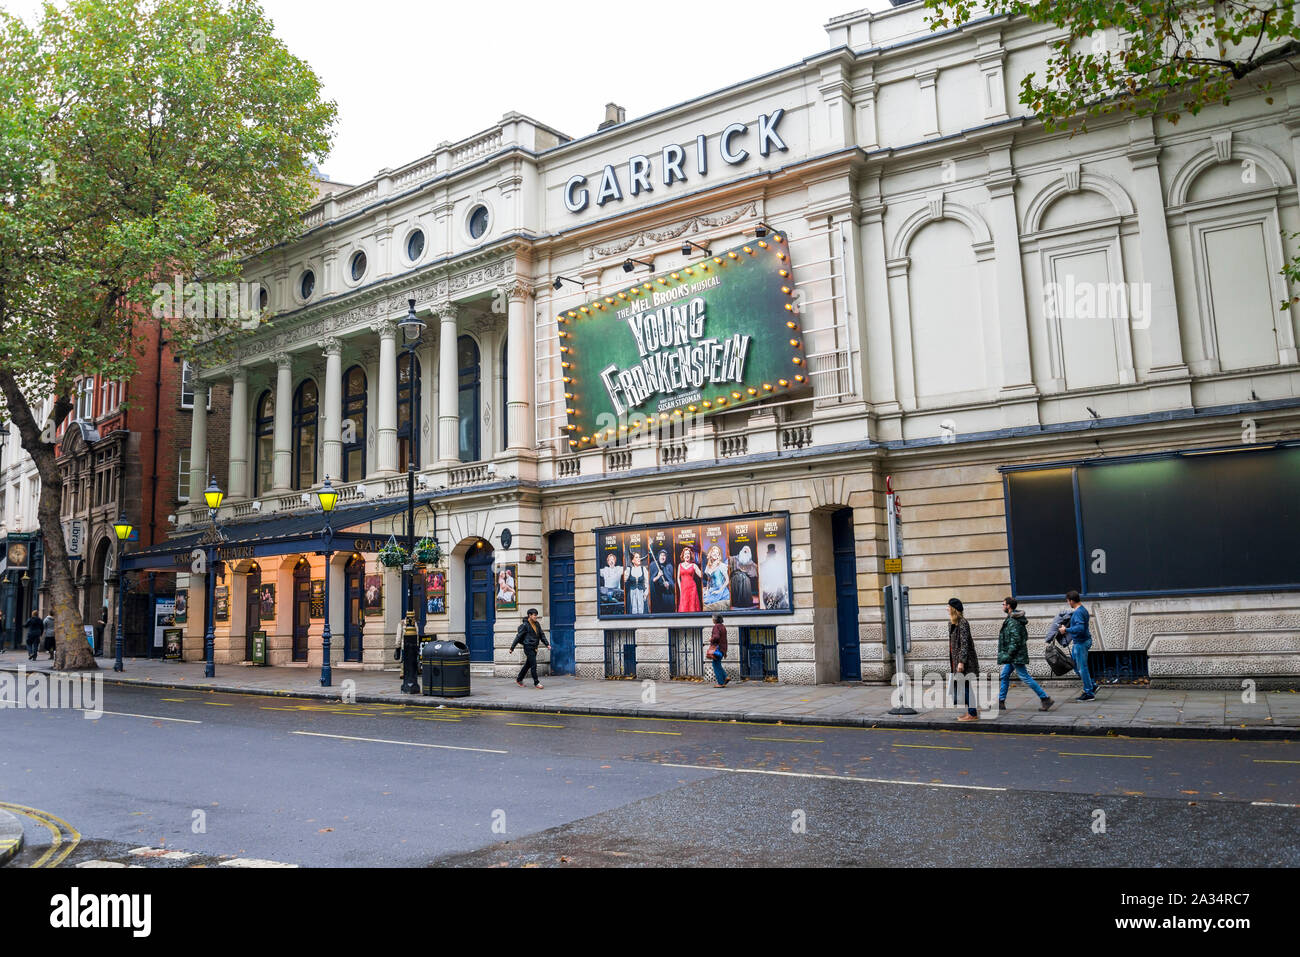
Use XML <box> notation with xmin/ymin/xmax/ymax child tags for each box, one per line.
<box><xmin>558</xmin><ymin>234</ymin><xmax>808</xmax><ymax>448</ymax></box>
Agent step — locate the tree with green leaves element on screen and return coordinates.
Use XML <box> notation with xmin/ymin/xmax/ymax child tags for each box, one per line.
<box><xmin>924</xmin><ymin>0</ymin><xmax>1300</xmax><ymax>305</ymax></box>
<box><xmin>0</xmin><ymin>0</ymin><xmax>336</xmax><ymax>669</ymax></box>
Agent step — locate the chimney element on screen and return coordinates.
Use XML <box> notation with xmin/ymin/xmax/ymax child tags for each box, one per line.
<box><xmin>597</xmin><ymin>103</ymin><xmax>626</xmax><ymax>131</ymax></box>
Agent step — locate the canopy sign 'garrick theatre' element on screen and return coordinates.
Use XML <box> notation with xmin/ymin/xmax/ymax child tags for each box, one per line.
<box><xmin>146</xmin><ymin>2</ymin><xmax>1300</xmax><ymax>687</ymax></box>
<box><xmin>561</xmin><ymin>236</ymin><xmax>807</xmax><ymax>447</ymax></box>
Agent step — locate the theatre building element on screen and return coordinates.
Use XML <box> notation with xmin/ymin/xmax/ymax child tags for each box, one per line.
<box><xmin>133</xmin><ymin>2</ymin><xmax>1300</xmax><ymax>686</ymax></box>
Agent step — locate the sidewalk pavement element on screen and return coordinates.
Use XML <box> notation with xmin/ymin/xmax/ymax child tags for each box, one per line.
<box><xmin>2</xmin><ymin>654</ymin><xmax>1298</xmax><ymax>739</ymax></box>
<box><xmin>0</xmin><ymin>810</ymin><xmax>24</xmax><ymax>866</ymax></box>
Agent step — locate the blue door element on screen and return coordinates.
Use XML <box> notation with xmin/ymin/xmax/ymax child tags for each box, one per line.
<box><xmin>466</xmin><ymin>545</ymin><xmax>495</xmax><ymax>661</ymax></box>
<box><xmin>344</xmin><ymin>558</ymin><xmax>364</xmax><ymax>662</ymax></box>
<box><xmin>832</xmin><ymin>508</ymin><xmax>861</xmax><ymax>681</ymax></box>
<box><xmin>548</xmin><ymin>532</ymin><xmax>575</xmax><ymax>675</ymax></box>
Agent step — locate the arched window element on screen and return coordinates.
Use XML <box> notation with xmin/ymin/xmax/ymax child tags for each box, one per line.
<box><xmin>457</xmin><ymin>335</ymin><xmax>481</xmax><ymax>462</ymax></box>
<box><xmin>500</xmin><ymin>337</ymin><xmax>509</xmax><ymax>453</ymax></box>
<box><xmin>254</xmin><ymin>390</ymin><xmax>274</xmax><ymax>495</ymax></box>
<box><xmin>397</xmin><ymin>353</ymin><xmax>421</xmax><ymax>472</ymax></box>
<box><xmin>293</xmin><ymin>379</ymin><xmax>318</xmax><ymax>490</ymax></box>
<box><xmin>342</xmin><ymin>366</ymin><xmax>367</xmax><ymax>481</ymax></box>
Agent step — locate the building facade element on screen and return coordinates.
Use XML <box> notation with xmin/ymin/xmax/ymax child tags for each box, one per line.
<box><xmin>0</xmin><ymin>398</ymin><xmax>50</xmax><ymax>647</ymax></box>
<box><xmin>166</xmin><ymin>2</ymin><xmax>1300</xmax><ymax>686</ymax></box>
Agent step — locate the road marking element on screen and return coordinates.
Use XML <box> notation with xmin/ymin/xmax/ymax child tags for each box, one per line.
<box><xmin>659</xmin><ymin>763</ymin><xmax>1006</xmax><ymax>792</ymax></box>
<box><xmin>507</xmin><ymin>722</ymin><xmax>564</xmax><ymax>729</ymax></box>
<box><xmin>87</xmin><ymin>710</ymin><xmax>201</xmax><ymax>724</ymax></box>
<box><xmin>618</xmin><ymin>729</ymin><xmax>682</xmax><ymax>736</ymax></box>
<box><xmin>410</xmin><ymin>716</ymin><xmax>462</xmax><ymax>722</ymax></box>
<box><xmin>1058</xmin><ymin>752</ymin><xmax>1152</xmax><ymax>759</ymax></box>
<box><xmin>219</xmin><ymin>858</ymin><xmax>298</xmax><ymax>868</ymax></box>
<box><xmin>290</xmin><ymin>731</ymin><xmax>507</xmax><ymax>754</ymax></box>
<box><xmin>1251</xmin><ymin>801</ymin><xmax>1300</xmax><ymax>808</ymax></box>
<box><xmin>205</xmin><ymin>702</ymin><xmax>234</xmax><ymax>707</ymax></box>
<box><xmin>1252</xmin><ymin>759</ymin><xmax>1300</xmax><ymax>765</ymax></box>
<box><xmin>160</xmin><ymin>698</ymin><xmax>192</xmax><ymax>702</ymax></box>
<box><xmin>0</xmin><ymin>802</ymin><xmax>80</xmax><ymax>868</ymax></box>
<box><xmin>892</xmin><ymin>743</ymin><xmax>972</xmax><ymax>751</ymax></box>
<box><xmin>129</xmin><ymin>847</ymin><xmax>196</xmax><ymax>860</ymax></box>
<box><xmin>748</xmin><ymin>736</ymin><xmax>825</xmax><ymax>744</ymax></box>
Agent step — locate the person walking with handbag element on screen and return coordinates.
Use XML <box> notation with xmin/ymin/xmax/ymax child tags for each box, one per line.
<box><xmin>1058</xmin><ymin>590</ymin><xmax>1098</xmax><ymax>701</ymax></box>
<box><xmin>947</xmin><ymin>598</ymin><xmax>980</xmax><ymax>721</ymax></box>
<box><xmin>511</xmin><ymin>608</ymin><xmax>549</xmax><ymax>689</ymax></box>
<box><xmin>997</xmin><ymin>597</ymin><xmax>1053</xmax><ymax>712</ymax></box>
<box><xmin>708</xmin><ymin>614</ymin><xmax>729</xmax><ymax>687</ymax></box>
<box><xmin>42</xmin><ymin>611</ymin><xmax>55</xmax><ymax>660</ymax></box>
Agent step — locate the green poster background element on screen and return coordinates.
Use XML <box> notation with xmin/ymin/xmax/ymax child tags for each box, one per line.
<box><xmin>559</xmin><ymin>238</ymin><xmax>807</xmax><ymax>447</ymax></box>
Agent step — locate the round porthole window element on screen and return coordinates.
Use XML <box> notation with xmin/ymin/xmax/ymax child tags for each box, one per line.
<box><xmin>467</xmin><ymin>204</ymin><xmax>490</xmax><ymax>241</ymax></box>
<box><xmin>407</xmin><ymin>229</ymin><xmax>425</xmax><ymax>262</ymax></box>
<box><xmin>350</xmin><ymin>250</ymin><xmax>367</xmax><ymax>282</ymax></box>
<box><xmin>300</xmin><ymin>270</ymin><xmax>316</xmax><ymax>301</ymax></box>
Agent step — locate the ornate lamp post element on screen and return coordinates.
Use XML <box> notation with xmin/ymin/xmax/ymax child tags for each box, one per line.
<box><xmin>111</xmin><ymin>514</ymin><xmax>133</xmax><ymax>673</ymax></box>
<box><xmin>397</xmin><ymin>298</ymin><xmax>425</xmax><ymax>695</ymax></box>
<box><xmin>202</xmin><ymin>477</ymin><xmax>225</xmax><ymax>678</ymax></box>
<box><xmin>315</xmin><ymin>476</ymin><xmax>339</xmax><ymax>687</ymax></box>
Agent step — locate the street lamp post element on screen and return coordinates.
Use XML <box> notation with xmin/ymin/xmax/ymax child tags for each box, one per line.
<box><xmin>316</xmin><ymin>476</ymin><xmax>339</xmax><ymax>688</ymax></box>
<box><xmin>398</xmin><ymin>298</ymin><xmax>425</xmax><ymax>695</ymax></box>
<box><xmin>202</xmin><ymin>477</ymin><xmax>225</xmax><ymax>679</ymax></box>
<box><xmin>112</xmin><ymin>515</ymin><xmax>133</xmax><ymax>673</ymax></box>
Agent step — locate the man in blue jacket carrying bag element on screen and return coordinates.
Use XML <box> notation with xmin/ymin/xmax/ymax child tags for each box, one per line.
<box><xmin>1057</xmin><ymin>590</ymin><xmax>1097</xmax><ymax>701</ymax></box>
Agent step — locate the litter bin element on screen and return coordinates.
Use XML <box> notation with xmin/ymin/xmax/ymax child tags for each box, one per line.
<box><xmin>420</xmin><ymin>638</ymin><xmax>471</xmax><ymax>697</ymax></box>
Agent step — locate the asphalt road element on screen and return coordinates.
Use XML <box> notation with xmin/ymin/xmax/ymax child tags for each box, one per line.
<box><xmin>2</xmin><ymin>683</ymin><xmax>1297</xmax><ymax>867</ymax></box>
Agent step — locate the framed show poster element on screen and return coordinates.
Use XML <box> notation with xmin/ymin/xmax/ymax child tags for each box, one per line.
<box><xmin>596</xmin><ymin>512</ymin><xmax>792</xmax><ymax>620</ymax></box>
<box><xmin>163</xmin><ymin>628</ymin><xmax>183</xmax><ymax>660</ymax></box>
<box><xmin>214</xmin><ymin>585</ymin><xmax>229</xmax><ymax>621</ymax></box>
<box><xmin>495</xmin><ymin>564</ymin><xmax>517</xmax><ymax>612</ymax></box>
<box><xmin>173</xmin><ymin>589</ymin><xmax>187</xmax><ymax>625</ymax></box>
<box><xmin>310</xmin><ymin>579</ymin><xmax>325</xmax><ymax>618</ymax></box>
<box><xmin>259</xmin><ymin>583</ymin><xmax>276</xmax><ymax>621</ymax></box>
<box><xmin>363</xmin><ymin>574</ymin><xmax>384</xmax><ymax>616</ymax></box>
<box><xmin>426</xmin><ymin>570</ymin><xmax>446</xmax><ymax>615</ymax></box>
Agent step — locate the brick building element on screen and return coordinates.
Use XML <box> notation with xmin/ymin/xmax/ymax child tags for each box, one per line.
<box><xmin>56</xmin><ymin>320</ymin><xmax>230</xmax><ymax>656</ymax></box>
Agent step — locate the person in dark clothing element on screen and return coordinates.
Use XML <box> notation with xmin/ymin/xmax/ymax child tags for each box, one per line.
<box><xmin>947</xmin><ymin>598</ymin><xmax>980</xmax><ymax>720</ymax></box>
<box><xmin>997</xmin><ymin>596</ymin><xmax>1053</xmax><ymax>712</ymax></box>
<box><xmin>42</xmin><ymin>613</ymin><xmax>55</xmax><ymax>659</ymax></box>
<box><xmin>511</xmin><ymin>608</ymin><xmax>549</xmax><ymax>689</ymax></box>
<box><xmin>94</xmin><ymin>608</ymin><xmax>108</xmax><ymax>657</ymax></box>
<box><xmin>708</xmin><ymin>614</ymin><xmax>729</xmax><ymax>687</ymax></box>
<box><xmin>25</xmin><ymin>613</ymin><xmax>43</xmax><ymax>660</ymax></box>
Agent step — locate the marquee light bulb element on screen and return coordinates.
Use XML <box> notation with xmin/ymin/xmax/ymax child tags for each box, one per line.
<box><xmin>786</xmin><ymin>321</ymin><xmax>797</xmax><ymax>329</ymax></box>
<box><xmin>717</xmin><ymin>398</ymin><xmax>727</xmax><ymax>405</ymax></box>
<box><xmin>778</xmin><ymin>379</ymin><xmax>789</xmax><ymax>387</ymax></box>
<box><xmin>792</xmin><ymin>357</ymin><xmax>803</xmax><ymax>365</ymax></box>
<box><xmin>731</xmin><ymin>391</ymin><xmax>741</xmax><ymax>399</ymax></box>
<box><xmin>743</xmin><ymin>246</ymin><xmax>753</xmax><ymax>255</ymax></box>
<box><xmin>567</xmin><ymin>311</ymin><xmax>577</xmax><ymax>318</ymax></box>
<box><xmin>747</xmin><ymin>387</ymin><xmax>758</xmax><ymax>395</ymax></box>
<box><xmin>618</xmin><ymin>292</ymin><xmax>628</xmax><ymax>300</ymax></box>
<box><xmin>713</xmin><ymin>257</ymin><xmax>722</xmax><ymax>264</ymax></box>
<box><xmin>790</xmin><ymin>339</ymin><xmax>799</xmax><ymax>347</ymax></box>
<box><xmin>762</xmin><ymin>383</ymin><xmax>772</xmax><ymax>391</ymax></box>
<box><xmin>605</xmin><ymin>297</ymin><xmax>615</xmax><ymax>304</ymax></box>
<box><xmin>777</xmin><ymin>252</ymin><xmax>786</xmax><ymax>261</ymax></box>
<box><xmin>795</xmin><ymin>374</ymin><xmax>805</xmax><ymax>383</ymax></box>
<box><xmin>785</xmin><ymin>304</ymin><xmax>794</xmax><ymax>312</ymax></box>
<box><xmin>727</xmin><ymin>251</ymin><xmax>738</xmax><ymax>260</ymax></box>
<box><xmin>671</xmin><ymin>273</ymin><xmax>680</xmax><ymax>280</ymax></box>
<box><xmin>779</xmin><ymin>269</ymin><xmax>789</xmax><ymax>278</ymax></box>
<box><xmin>758</xmin><ymin>241</ymin><xmax>768</xmax><ymax>249</ymax></box>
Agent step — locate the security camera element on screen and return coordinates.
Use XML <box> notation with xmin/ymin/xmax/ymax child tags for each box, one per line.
<box><xmin>251</xmin><ymin>500</ymin><xmax>263</xmax><ymax>513</ymax></box>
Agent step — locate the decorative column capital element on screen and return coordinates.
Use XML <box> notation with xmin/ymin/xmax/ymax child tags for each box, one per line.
<box><xmin>500</xmin><ymin>282</ymin><xmax>532</xmax><ymax>305</ymax></box>
<box><xmin>230</xmin><ymin>365</ymin><xmax>248</xmax><ymax>384</ymax></box>
<box><xmin>435</xmin><ymin>301</ymin><xmax>459</xmax><ymax>324</ymax></box>
<box><xmin>322</xmin><ymin>337</ymin><xmax>343</xmax><ymax>357</ymax></box>
<box><xmin>271</xmin><ymin>352</ymin><xmax>293</xmax><ymax>370</ymax></box>
<box><xmin>371</xmin><ymin>316</ymin><xmax>400</xmax><ymax>339</ymax></box>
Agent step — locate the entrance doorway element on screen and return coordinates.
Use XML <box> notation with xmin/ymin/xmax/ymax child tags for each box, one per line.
<box><xmin>344</xmin><ymin>556</ymin><xmax>364</xmax><ymax>661</ymax></box>
<box><xmin>292</xmin><ymin>558</ymin><xmax>310</xmax><ymax>662</ymax></box>
<box><xmin>832</xmin><ymin>507</ymin><xmax>861</xmax><ymax>681</ymax></box>
<box><xmin>547</xmin><ymin>532</ymin><xmax>575</xmax><ymax>675</ymax></box>
<box><xmin>465</xmin><ymin>541</ymin><xmax>494</xmax><ymax>661</ymax></box>
<box><xmin>245</xmin><ymin>564</ymin><xmax>262</xmax><ymax>660</ymax></box>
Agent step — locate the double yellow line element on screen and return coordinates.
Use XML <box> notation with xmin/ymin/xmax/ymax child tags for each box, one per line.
<box><xmin>0</xmin><ymin>802</ymin><xmax>80</xmax><ymax>867</ymax></box>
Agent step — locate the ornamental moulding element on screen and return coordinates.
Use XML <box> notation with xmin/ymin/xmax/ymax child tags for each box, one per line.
<box><xmin>232</xmin><ymin>257</ymin><xmax>517</xmax><ymax>361</ymax></box>
<box><xmin>588</xmin><ymin>201</ymin><xmax>759</xmax><ymax>260</ymax></box>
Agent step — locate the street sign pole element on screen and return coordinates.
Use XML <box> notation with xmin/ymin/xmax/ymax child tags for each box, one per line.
<box><xmin>886</xmin><ymin>477</ymin><xmax>916</xmax><ymax>715</ymax></box>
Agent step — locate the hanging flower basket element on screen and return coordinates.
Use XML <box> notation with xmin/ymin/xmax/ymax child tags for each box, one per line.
<box><xmin>378</xmin><ymin>537</ymin><xmax>408</xmax><ymax>568</ymax></box>
<box><xmin>414</xmin><ymin>538</ymin><xmax>441</xmax><ymax>566</ymax></box>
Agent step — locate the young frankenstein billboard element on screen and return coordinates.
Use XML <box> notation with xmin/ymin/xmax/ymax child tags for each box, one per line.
<box><xmin>558</xmin><ymin>234</ymin><xmax>807</xmax><ymax>448</ymax></box>
<box><xmin>595</xmin><ymin>513</ymin><xmax>792</xmax><ymax>619</ymax></box>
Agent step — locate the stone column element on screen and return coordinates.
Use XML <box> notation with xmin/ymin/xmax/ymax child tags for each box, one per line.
<box><xmin>321</xmin><ymin>338</ymin><xmax>343</xmax><ymax>480</ymax></box>
<box><xmin>984</xmin><ymin>160</ymin><xmax>1037</xmax><ymax>395</ymax></box>
<box><xmin>505</xmin><ymin>282</ymin><xmax>535</xmax><ymax>451</ymax></box>
<box><xmin>228</xmin><ymin>367</ymin><xmax>249</xmax><ymax>499</ymax></box>
<box><xmin>188</xmin><ymin>378</ymin><xmax>209</xmax><ymax>501</ymax></box>
<box><xmin>272</xmin><ymin>353</ymin><xmax>293</xmax><ymax>491</ymax></box>
<box><xmin>437</xmin><ymin>303</ymin><xmax>459</xmax><ymax>464</ymax></box>
<box><xmin>376</xmin><ymin>320</ymin><xmax>398</xmax><ymax>474</ymax></box>
<box><xmin>916</xmin><ymin>69</ymin><xmax>940</xmax><ymax>139</ymax></box>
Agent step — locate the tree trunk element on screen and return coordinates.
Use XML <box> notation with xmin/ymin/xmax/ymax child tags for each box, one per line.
<box><xmin>0</xmin><ymin>367</ymin><xmax>97</xmax><ymax>671</ymax></box>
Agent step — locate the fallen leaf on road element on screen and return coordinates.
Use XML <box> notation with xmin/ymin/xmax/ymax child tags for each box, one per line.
<box><xmin>318</xmin><ymin>828</ymin><xmax>333</xmax><ymax>833</ymax></box>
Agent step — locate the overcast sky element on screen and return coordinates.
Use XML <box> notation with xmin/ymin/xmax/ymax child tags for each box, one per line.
<box><xmin>4</xmin><ymin>0</ymin><xmax>896</xmax><ymax>184</ymax></box>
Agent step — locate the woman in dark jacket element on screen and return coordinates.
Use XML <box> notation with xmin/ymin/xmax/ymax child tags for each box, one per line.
<box><xmin>25</xmin><ymin>613</ymin><xmax>43</xmax><ymax>660</ymax></box>
<box><xmin>707</xmin><ymin>614</ymin><xmax>729</xmax><ymax>687</ymax></box>
<box><xmin>947</xmin><ymin>598</ymin><xmax>980</xmax><ymax>720</ymax></box>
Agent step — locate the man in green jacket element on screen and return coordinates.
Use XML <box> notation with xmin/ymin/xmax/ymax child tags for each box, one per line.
<box><xmin>998</xmin><ymin>597</ymin><xmax>1053</xmax><ymax>712</ymax></box>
